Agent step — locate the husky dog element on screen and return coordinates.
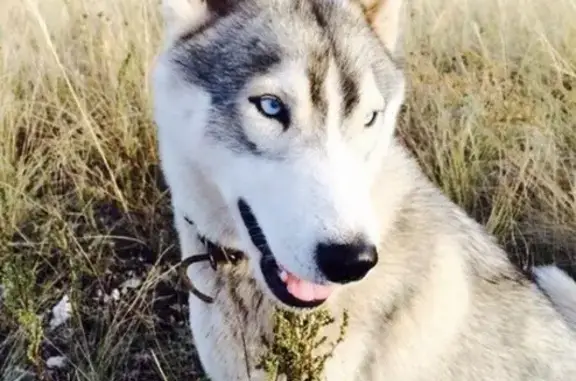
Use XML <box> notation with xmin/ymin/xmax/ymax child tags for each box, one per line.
<box><xmin>151</xmin><ymin>0</ymin><xmax>576</xmax><ymax>379</ymax></box>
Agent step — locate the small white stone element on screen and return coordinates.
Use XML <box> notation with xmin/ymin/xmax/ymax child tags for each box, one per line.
<box><xmin>49</xmin><ymin>295</ymin><xmax>71</xmax><ymax>330</ymax></box>
<box><xmin>120</xmin><ymin>278</ymin><xmax>142</xmax><ymax>291</ymax></box>
<box><xmin>46</xmin><ymin>356</ymin><xmax>66</xmax><ymax>369</ymax></box>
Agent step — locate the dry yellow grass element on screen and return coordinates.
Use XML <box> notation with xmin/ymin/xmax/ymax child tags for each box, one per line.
<box><xmin>0</xmin><ymin>0</ymin><xmax>575</xmax><ymax>379</ymax></box>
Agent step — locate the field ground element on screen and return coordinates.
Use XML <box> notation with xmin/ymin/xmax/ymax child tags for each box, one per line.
<box><xmin>1</xmin><ymin>0</ymin><xmax>575</xmax><ymax>379</ymax></box>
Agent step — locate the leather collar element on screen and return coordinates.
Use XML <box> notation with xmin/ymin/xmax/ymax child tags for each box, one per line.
<box><xmin>179</xmin><ymin>216</ymin><xmax>246</xmax><ymax>303</ymax></box>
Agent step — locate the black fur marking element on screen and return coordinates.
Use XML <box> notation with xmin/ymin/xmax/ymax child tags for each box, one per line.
<box><xmin>309</xmin><ymin>1</ymin><xmax>329</xmax><ymax>30</ymax></box>
<box><xmin>302</xmin><ymin>0</ymin><xmax>361</xmax><ymax>122</ymax></box>
<box><xmin>228</xmin><ymin>274</ymin><xmax>250</xmax><ymax>323</ymax></box>
<box><xmin>174</xmin><ymin>20</ymin><xmax>282</xmax><ymax>156</ymax></box>
<box><xmin>177</xmin><ymin>17</ymin><xmax>220</xmax><ymax>44</ymax></box>
<box><xmin>307</xmin><ymin>1</ymin><xmax>361</xmax><ymax>120</ymax></box>
<box><xmin>205</xmin><ymin>0</ymin><xmax>237</xmax><ymax>17</ymax></box>
<box><xmin>339</xmin><ymin>65</ymin><xmax>360</xmax><ymax>118</ymax></box>
<box><xmin>482</xmin><ymin>271</ymin><xmax>529</xmax><ymax>287</ymax></box>
<box><xmin>308</xmin><ymin>48</ymin><xmax>330</xmax><ymax>122</ymax></box>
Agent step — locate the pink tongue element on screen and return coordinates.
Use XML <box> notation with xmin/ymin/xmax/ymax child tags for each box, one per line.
<box><xmin>284</xmin><ymin>271</ymin><xmax>334</xmax><ymax>302</ymax></box>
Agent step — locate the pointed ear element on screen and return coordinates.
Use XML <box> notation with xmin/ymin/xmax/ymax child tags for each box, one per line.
<box><xmin>160</xmin><ymin>0</ymin><xmax>234</xmax><ymax>40</ymax></box>
<box><xmin>358</xmin><ymin>0</ymin><xmax>405</xmax><ymax>57</ymax></box>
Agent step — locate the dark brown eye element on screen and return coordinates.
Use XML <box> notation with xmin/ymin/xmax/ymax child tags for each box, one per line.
<box><xmin>364</xmin><ymin>111</ymin><xmax>379</xmax><ymax>127</ymax></box>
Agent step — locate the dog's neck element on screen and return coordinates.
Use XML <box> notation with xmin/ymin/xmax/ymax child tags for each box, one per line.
<box><xmin>179</xmin><ymin>214</ymin><xmax>250</xmax><ymax>303</ymax></box>
<box><xmin>184</xmin><ymin>215</ymin><xmax>246</xmax><ymax>267</ymax></box>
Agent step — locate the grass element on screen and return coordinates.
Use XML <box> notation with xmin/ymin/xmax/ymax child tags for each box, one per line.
<box><xmin>257</xmin><ymin>309</ymin><xmax>349</xmax><ymax>381</ymax></box>
<box><xmin>0</xmin><ymin>0</ymin><xmax>575</xmax><ymax>379</ymax></box>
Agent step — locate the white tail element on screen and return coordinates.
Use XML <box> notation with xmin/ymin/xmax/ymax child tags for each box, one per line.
<box><xmin>533</xmin><ymin>265</ymin><xmax>576</xmax><ymax>329</ymax></box>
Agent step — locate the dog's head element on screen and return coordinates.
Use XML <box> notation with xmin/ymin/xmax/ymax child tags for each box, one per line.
<box><xmin>153</xmin><ymin>0</ymin><xmax>406</xmax><ymax>309</ymax></box>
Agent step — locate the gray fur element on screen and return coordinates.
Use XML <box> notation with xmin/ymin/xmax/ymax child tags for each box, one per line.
<box><xmin>173</xmin><ymin>6</ymin><xmax>282</xmax><ymax>154</ymax></box>
<box><xmin>152</xmin><ymin>0</ymin><xmax>576</xmax><ymax>380</ymax></box>
<box><xmin>169</xmin><ymin>0</ymin><xmax>401</xmax><ymax>155</ymax></box>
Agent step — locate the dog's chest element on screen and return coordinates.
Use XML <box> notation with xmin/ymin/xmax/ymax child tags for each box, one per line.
<box><xmin>186</xmin><ymin>263</ymin><xmax>274</xmax><ymax>379</ymax></box>
<box><xmin>186</xmin><ymin>267</ymin><xmax>368</xmax><ymax>381</ymax></box>
<box><xmin>322</xmin><ymin>330</ymin><xmax>372</xmax><ymax>380</ymax></box>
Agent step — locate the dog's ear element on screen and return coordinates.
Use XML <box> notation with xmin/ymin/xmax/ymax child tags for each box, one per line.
<box><xmin>358</xmin><ymin>0</ymin><xmax>405</xmax><ymax>57</ymax></box>
<box><xmin>160</xmin><ymin>0</ymin><xmax>235</xmax><ymax>40</ymax></box>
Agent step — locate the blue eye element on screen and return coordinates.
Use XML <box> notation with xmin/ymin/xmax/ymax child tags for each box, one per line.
<box><xmin>248</xmin><ymin>94</ymin><xmax>290</xmax><ymax>129</ymax></box>
<box><xmin>260</xmin><ymin>96</ymin><xmax>283</xmax><ymax>116</ymax></box>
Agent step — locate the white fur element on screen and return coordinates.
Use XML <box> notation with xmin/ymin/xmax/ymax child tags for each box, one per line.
<box><xmin>152</xmin><ymin>47</ymin><xmax>399</xmax><ymax>290</ymax></box>
<box><xmin>151</xmin><ymin>1</ymin><xmax>576</xmax><ymax>380</ymax></box>
<box><xmin>533</xmin><ymin>265</ymin><xmax>576</xmax><ymax>328</ymax></box>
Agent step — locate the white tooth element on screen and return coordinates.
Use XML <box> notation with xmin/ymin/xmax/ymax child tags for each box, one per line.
<box><xmin>279</xmin><ymin>270</ymin><xmax>288</xmax><ymax>282</ymax></box>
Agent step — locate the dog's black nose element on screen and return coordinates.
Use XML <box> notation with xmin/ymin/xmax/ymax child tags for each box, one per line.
<box><xmin>315</xmin><ymin>238</ymin><xmax>378</xmax><ymax>284</ymax></box>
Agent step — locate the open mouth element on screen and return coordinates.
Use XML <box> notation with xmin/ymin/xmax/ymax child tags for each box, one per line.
<box><xmin>237</xmin><ymin>199</ymin><xmax>334</xmax><ymax>309</ymax></box>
